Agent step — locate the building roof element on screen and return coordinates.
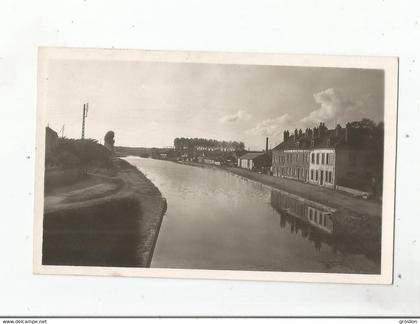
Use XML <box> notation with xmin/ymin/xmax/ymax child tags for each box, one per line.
<box><xmin>239</xmin><ymin>152</ymin><xmax>266</xmax><ymax>160</ymax></box>
<box><xmin>46</xmin><ymin>126</ymin><xmax>58</xmax><ymax>137</ymax></box>
<box><xmin>273</xmin><ymin>126</ymin><xmax>376</xmax><ymax>152</ymax></box>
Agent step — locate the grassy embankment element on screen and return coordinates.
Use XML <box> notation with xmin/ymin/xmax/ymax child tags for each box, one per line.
<box><xmin>43</xmin><ymin>138</ymin><xmax>166</xmax><ymax>268</ymax></box>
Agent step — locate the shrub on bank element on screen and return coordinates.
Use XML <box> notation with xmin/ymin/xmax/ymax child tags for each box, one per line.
<box><xmin>45</xmin><ymin>137</ymin><xmax>114</xmax><ymax>170</ymax></box>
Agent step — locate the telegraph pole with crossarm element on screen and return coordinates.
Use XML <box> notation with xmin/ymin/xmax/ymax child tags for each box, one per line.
<box><xmin>81</xmin><ymin>103</ymin><xmax>89</xmax><ymax>176</ymax></box>
<box><xmin>81</xmin><ymin>103</ymin><xmax>88</xmax><ymax>139</ymax></box>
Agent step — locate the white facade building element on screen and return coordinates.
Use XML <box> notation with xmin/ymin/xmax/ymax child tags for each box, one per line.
<box><xmin>309</xmin><ymin>148</ymin><xmax>335</xmax><ymax>189</ymax></box>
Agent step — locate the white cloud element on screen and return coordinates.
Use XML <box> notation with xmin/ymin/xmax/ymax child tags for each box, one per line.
<box><xmin>250</xmin><ymin>113</ymin><xmax>294</xmax><ymax>137</ymax></box>
<box><xmin>300</xmin><ymin>88</ymin><xmax>363</xmax><ymax>127</ymax></box>
<box><xmin>219</xmin><ymin>110</ymin><xmax>252</xmax><ymax>123</ymax></box>
<box><xmin>249</xmin><ymin>88</ymin><xmax>370</xmax><ymax>146</ymax></box>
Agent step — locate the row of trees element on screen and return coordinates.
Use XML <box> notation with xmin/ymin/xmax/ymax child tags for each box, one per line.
<box><xmin>173</xmin><ymin>137</ymin><xmax>245</xmax><ymax>152</ymax></box>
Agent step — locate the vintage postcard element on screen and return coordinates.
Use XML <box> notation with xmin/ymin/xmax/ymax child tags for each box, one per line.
<box><xmin>33</xmin><ymin>47</ymin><xmax>398</xmax><ymax>284</ymax></box>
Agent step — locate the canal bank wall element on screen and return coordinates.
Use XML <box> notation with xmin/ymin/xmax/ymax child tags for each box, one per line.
<box><xmin>43</xmin><ymin>158</ymin><xmax>166</xmax><ymax>267</ymax></box>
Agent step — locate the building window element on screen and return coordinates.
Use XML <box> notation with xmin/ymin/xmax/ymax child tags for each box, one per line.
<box><xmin>326</xmin><ymin>153</ymin><xmax>329</xmax><ymax>165</ymax></box>
<box><xmin>315</xmin><ymin>170</ymin><xmax>318</xmax><ymax>181</ymax></box>
<box><xmin>321</xmin><ymin>153</ymin><xmax>325</xmax><ymax>165</ymax></box>
<box><xmin>311</xmin><ymin>153</ymin><xmax>314</xmax><ymax>164</ymax></box>
<box><xmin>311</xmin><ymin>169</ymin><xmax>314</xmax><ymax>180</ymax></box>
<box><xmin>324</xmin><ymin>215</ymin><xmax>327</xmax><ymax>226</ymax></box>
<box><xmin>309</xmin><ymin>209</ymin><xmax>313</xmax><ymax>220</ymax></box>
<box><xmin>316</xmin><ymin>153</ymin><xmax>320</xmax><ymax>164</ymax></box>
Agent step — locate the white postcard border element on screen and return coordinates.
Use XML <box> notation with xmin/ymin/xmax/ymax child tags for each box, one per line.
<box><xmin>33</xmin><ymin>47</ymin><xmax>398</xmax><ymax>284</ymax></box>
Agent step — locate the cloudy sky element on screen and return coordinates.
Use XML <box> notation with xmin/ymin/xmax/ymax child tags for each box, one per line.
<box><xmin>45</xmin><ymin>59</ymin><xmax>384</xmax><ymax>150</ymax></box>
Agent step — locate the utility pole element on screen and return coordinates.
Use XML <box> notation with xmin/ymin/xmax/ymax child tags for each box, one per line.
<box><xmin>81</xmin><ymin>103</ymin><xmax>88</xmax><ymax>139</ymax></box>
<box><xmin>81</xmin><ymin>103</ymin><xmax>89</xmax><ymax>177</ymax></box>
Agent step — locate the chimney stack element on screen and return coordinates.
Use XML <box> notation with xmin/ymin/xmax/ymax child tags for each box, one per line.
<box><xmin>335</xmin><ymin>124</ymin><xmax>342</xmax><ymax>137</ymax></box>
<box><xmin>319</xmin><ymin>122</ymin><xmax>326</xmax><ymax>137</ymax></box>
<box><xmin>345</xmin><ymin>122</ymin><xmax>352</xmax><ymax>143</ymax></box>
<box><xmin>283</xmin><ymin>130</ymin><xmax>289</xmax><ymax>142</ymax></box>
<box><xmin>313</xmin><ymin>127</ymin><xmax>319</xmax><ymax>138</ymax></box>
<box><xmin>265</xmin><ymin>137</ymin><xmax>269</xmax><ymax>152</ymax></box>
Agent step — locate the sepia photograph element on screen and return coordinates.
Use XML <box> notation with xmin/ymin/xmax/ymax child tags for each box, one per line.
<box><xmin>33</xmin><ymin>48</ymin><xmax>398</xmax><ymax>283</ymax></box>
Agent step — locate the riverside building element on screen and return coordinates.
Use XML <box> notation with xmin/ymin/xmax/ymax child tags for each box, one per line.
<box><xmin>272</xmin><ymin>122</ymin><xmax>383</xmax><ymax>196</ymax></box>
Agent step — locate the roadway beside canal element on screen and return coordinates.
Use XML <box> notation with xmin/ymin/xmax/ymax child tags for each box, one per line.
<box><xmin>224</xmin><ymin>167</ymin><xmax>382</xmax><ymax>219</ymax></box>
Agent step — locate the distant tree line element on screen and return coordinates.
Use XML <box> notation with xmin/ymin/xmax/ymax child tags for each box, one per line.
<box><xmin>173</xmin><ymin>137</ymin><xmax>245</xmax><ymax>152</ymax></box>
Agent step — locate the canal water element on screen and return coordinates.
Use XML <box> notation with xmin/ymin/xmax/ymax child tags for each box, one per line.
<box><xmin>126</xmin><ymin>156</ymin><xmax>380</xmax><ymax>274</ymax></box>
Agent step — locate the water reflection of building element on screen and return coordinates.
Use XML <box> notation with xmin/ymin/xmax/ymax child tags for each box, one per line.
<box><xmin>307</xmin><ymin>207</ymin><xmax>333</xmax><ymax>234</ymax></box>
<box><xmin>270</xmin><ymin>189</ymin><xmax>380</xmax><ymax>265</ymax></box>
<box><xmin>270</xmin><ymin>189</ymin><xmax>334</xmax><ymax>234</ymax></box>
<box><xmin>270</xmin><ymin>189</ymin><xmax>335</xmax><ymax>252</ymax></box>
